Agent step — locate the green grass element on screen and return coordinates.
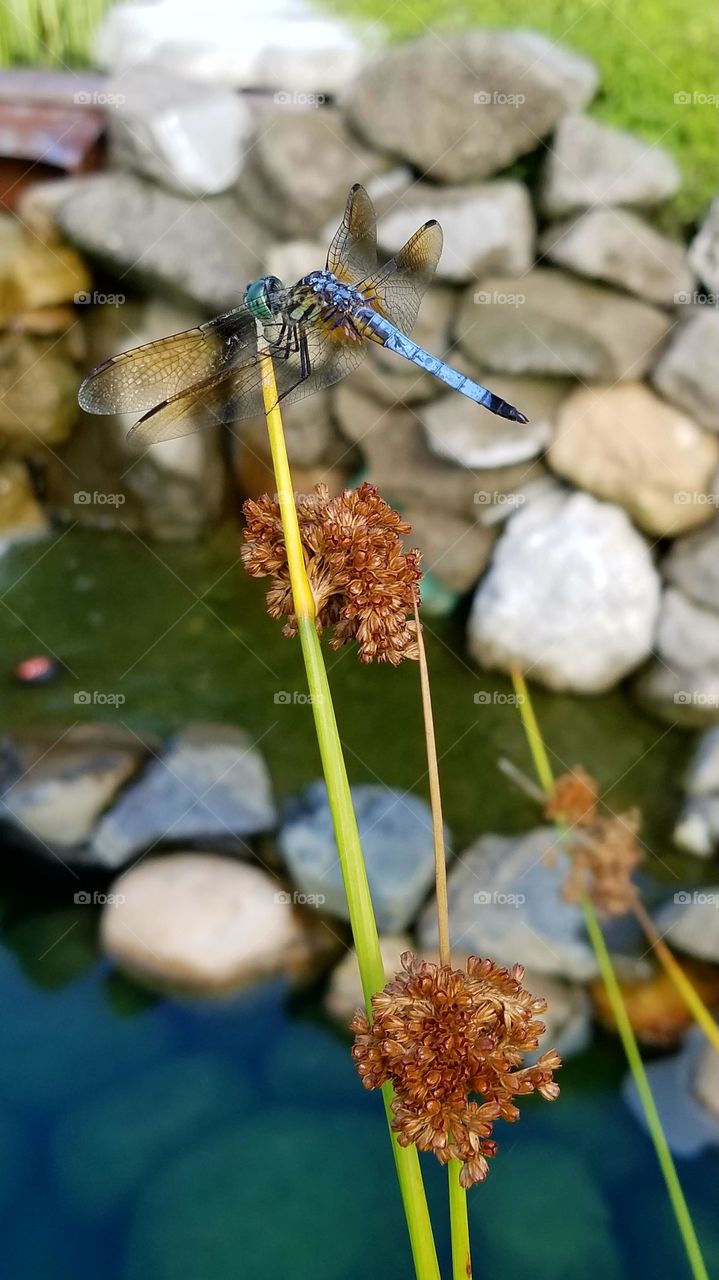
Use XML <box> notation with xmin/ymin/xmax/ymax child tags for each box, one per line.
<box><xmin>0</xmin><ymin>0</ymin><xmax>113</xmax><ymax>68</ymax></box>
<box><xmin>329</xmin><ymin>0</ymin><xmax>717</xmax><ymax>229</ymax></box>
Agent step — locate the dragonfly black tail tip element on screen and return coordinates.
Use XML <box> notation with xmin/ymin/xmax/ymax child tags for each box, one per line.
<box><xmin>504</xmin><ymin>405</ymin><xmax>529</xmax><ymax>424</ymax></box>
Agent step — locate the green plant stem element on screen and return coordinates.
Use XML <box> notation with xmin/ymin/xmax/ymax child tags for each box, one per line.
<box><xmin>510</xmin><ymin>666</ymin><xmax>709</xmax><ymax>1280</ymax></box>
<box><xmin>259</xmin><ymin>348</ymin><xmax>440</xmax><ymax>1280</ymax></box>
<box><xmin>448</xmin><ymin>1160</ymin><xmax>471</xmax><ymax>1280</ymax></box>
<box><xmin>414</xmin><ymin>602</ymin><xmax>471</xmax><ymax>1279</ymax></box>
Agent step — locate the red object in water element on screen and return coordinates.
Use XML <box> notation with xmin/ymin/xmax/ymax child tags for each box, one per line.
<box><xmin>14</xmin><ymin>655</ymin><xmax>60</xmax><ymax>684</ymax></box>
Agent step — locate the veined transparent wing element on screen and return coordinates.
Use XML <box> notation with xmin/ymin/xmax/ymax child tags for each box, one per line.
<box><xmin>127</xmin><ymin>321</ymin><xmax>366</xmax><ymax>445</ymax></box>
<box><xmin>359</xmin><ymin>219</ymin><xmax>443</xmax><ymax>336</ymax></box>
<box><xmin>78</xmin><ymin>302</ymin><xmax>282</xmax><ymax>416</ymax></box>
<box><xmin>326</xmin><ymin>184</ymin><xmax>379</xmax><ymax>286</ymax></box>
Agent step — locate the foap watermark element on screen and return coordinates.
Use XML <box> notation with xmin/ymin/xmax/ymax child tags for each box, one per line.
<box><xmin>474</xmin><ymin>289</ymin><xmax>525</xmax><ymax>307</ymax></box>
<box><xmin>474</xmin><ymin>691</ymin><xmax>524</xmax><ymax>707</ymax></box>
<box><xmin>673</xmin><ymin>890</ymin><xmax>719</xmax><ymax>907</ymax></box>
<box><xmin>674</xmin><ymin>491</ymin><xmax>718</xmax><ymax>507</ymax></box>
<box><xmin>75</xmin><ymin>490</ymin><xmax>126</xmax><ymax>507</ymax></box>
<box><xmin>74</xmin><ymin>290</ymin><xmax>125</xmax><ymax>307</ymax></box>
<box><xmin>274</xmin><ymin>690</ymin><xmax>323</xmax><ymax>706</ymax></box>
<box><xmin>74</xmin><ymin>690</ymin><xmax>126</xmax><ymax>707</ymax></box>
<box><xmin>474</xmin><ymin>890</ymin><xmax>526</xmax><ymax>906</ymax></box>
<box><xmin>473</xmin><ymin>90</ymin><xmax>525</xmax><ymax>107</ymax></box>
<box><xmin>674</xmin><ymin>90</ymin><xmax>719</xmax><ymax>108</ymax></box>
<box><xmin>73</xmin><ymin>90</ymin><xmax>126</xmax><ymax>108</ymax></box>
<box><xmin>74</xmin><ymin>890</ymin><xmax>125</xmax><ymax>906</ymax></box>
<box><xmin>274</xmin><ymin>90</ymin><xmax>326</xmax><ymax>109</ymax></box>
<box><xmin>474</xmin><ymin>490</ymin><xmax>525</xmax><ymax>508</ymax></box>
<box><xmin>274</xmin><ymin>890</ymin><xmax>326</xmax><ymax>907</ymax></box>
<box><xmin>674</xmin><ymin>691</ymin><xmax>719</xmax><ymax>708</ymax></box>
<box><xmin>674</xmin><ymin>290</ymin><xmax>719</xmax><ymax>306</ymax></box>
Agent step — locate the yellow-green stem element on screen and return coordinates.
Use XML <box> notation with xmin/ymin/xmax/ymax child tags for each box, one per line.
<box><xmin>259</xmin><ymin>349</ymin><xmax>440</xmax><ymax>1280</ymax></box>
<box><xmin>414</xmin><ymin>602</ymin><xmax>471</xmax><ymax>1279</ymax></box>
<box><xmin>632</xmin><ymin>898</ymin><xmax>719</xmax><ymax>1054</ymax></box>
<box><xmin>510</xmin><ymin>666</ymin><xmax>709</xmax><ymax>1280</ymax></box>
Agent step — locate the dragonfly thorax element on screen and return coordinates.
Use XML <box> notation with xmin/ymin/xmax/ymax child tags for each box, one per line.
<box><xmin>244</xmin><ymin>275</ymin><xmax>285</xmax><ymax>323</ymax></box>
<box><xmin>287</xmin><ymin>270</ymin><xmax>368</xmax><ymax>336</ymax></box>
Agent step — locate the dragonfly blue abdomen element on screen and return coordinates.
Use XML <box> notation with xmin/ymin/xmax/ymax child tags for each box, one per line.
<box><xmin>354</xmin><ymin>308</ymin><xmax>528</xmax><ymax>424</ymax></box>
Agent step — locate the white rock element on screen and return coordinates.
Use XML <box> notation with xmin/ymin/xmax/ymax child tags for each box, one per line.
<box><xmin>673</xmin><ymin>795</ymin><xmax>719</xmax><ymax>858</ymax></box>
<box><xmin>539</xmin><ymin>207</ymin><xmax>693</xmax><ymax>307</ymax></box>
<box><xmin>653</xmin><ymin>887</ymin><xmax>719</xmax><ymax>964</ymax></box>
<box><xmin>95</xmin><ymin>0</ymin><xmax>366</xmax><ymax>96</ymax></box>
<box><xmin>101</xmin><ymin>854</ymin><xmax>315</xmax><ymax>992</ymax></box>
<box><xmin>377</xmin><ymin>181</ymin><xmax>535</xmax><ymax>282</ymax></box>
<box><xmin>422</xmin><ymin>391</ymin><xmax>551</xmax><ymax>469</ymax></box>
<box><xmin>694</xmin><ymin>1040</ymin><xmax>719</xmax><ymax>1120</ymax></box>
<box><xmin>506</xmin><ymin>30</ymin><xmax>599</xmax><ymax>110</ymax></box>
<box><xmin>107</xmin><ymin>67</ymin><xmax>252</xmax><ymax>196</ymax></box>
<box><xmin>468</xmin><ymin>490</ymin><xmax>661</xmax><ymax>693</ymax></box>
<box><xmin>652</xmin><ymin>310</ymin><xmax>719</xmax><ymax>433</ymax></box>
<box><xmin>540</xmin><ymin>114</ymin><xmax>681</xmax><ymax>217</ymax></box>
<box><xmin>688</xmin><ymin>196</ymin><xmax>719</xmax><ymax>293</ymax></box>
<box><xmin>685</xmin><ymin>726</ymin><xmax>719</xmax><ymax>795</ymax></box>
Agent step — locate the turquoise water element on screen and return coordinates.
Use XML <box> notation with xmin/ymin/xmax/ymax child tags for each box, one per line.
<box><xmin>1</xmin><ymin>527</ymin><xmax>718</xmax><ymax>1278</ymax></box>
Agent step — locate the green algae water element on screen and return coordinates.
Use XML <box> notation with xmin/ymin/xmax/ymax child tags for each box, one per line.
<box><xmin>1</xmin><ymin>526</ymin><xmax>718</xmax><ymax>1278</ymax></box>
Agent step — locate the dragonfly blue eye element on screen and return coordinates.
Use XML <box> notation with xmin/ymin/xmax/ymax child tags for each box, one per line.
<box><xmin>245</xmin><ymin>276</ymin><xmax>283</xmax><ymax>322</ymax></box>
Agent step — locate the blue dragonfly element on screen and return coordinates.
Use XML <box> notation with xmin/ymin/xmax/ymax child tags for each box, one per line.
<box><xmin>78</xmin><ymin>184</ymin><xmax>527</xmax><ymax>440</ymax></box>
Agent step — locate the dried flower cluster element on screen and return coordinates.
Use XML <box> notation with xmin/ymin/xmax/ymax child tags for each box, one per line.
<box><xmin>242</xmin><ymin>482</ymin><xmax>422</xmax><ymax>664</ymax></box>
<box><xmin>546</xmin><ymin>769</ymin><xmax>643</xmax><ymax>915</ymax></box>
<box><xmin>351</xmin><ymin>951</ymin><xmax>561</xmax><ymax>1187</ymax></box>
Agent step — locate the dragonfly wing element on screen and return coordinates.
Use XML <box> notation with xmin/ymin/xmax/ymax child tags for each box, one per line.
<box><xmin>360</xmin><ymin>220</ymin><xmax>443</xmax><ymax>335</ymax></box>
<box><xmin>128</xmin><ymin>325</ymin><xmax>365</xmax><ymax>445</ymax></box>
<box><xmin>78</xmin><ymin>303</ymin><xmax>275</xmax><ymax>416</ymax></box>
<box><xmin>326</xmin><ymin>184</ymin><xmax>378</xmax><ymax>285</ymax></box>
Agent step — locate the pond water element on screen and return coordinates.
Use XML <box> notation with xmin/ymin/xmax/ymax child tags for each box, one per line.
<box><xmin>1</xmin><ymin>526</ymin><xmax>718</xmax><ymax>1278</ymax></box>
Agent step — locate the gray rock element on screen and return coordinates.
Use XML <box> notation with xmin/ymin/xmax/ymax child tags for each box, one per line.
<box><xmin>456</xmin><ymin>268</ymin><xmax>671</xmax><ymax>381</ymax></box>
<box><xmin>264</xmin><ymin>238</ymin><xmax>326</xmax><ymax>285</ymax></box>
<box><xmin>107</xmin><ymin>67</ymin><xmax>253</xmax><ymax>195</ymax></box>
<box><xmin>418</xmin><ymin>827</ymin><xmax>601</xmax><ymax>978</ymax></box>
<box><xmin>539</xmin><ymin>114</ymin><xmax>681</xmax><ymax>217</ymax></box>
<box><xmin>504</xmin><ymin>30</ymin><xmax>599</xmax><ymax>110</ymax></box>
<box><xmin>653</xmin><ymin>888</ymin><xmax>719</xmax><ymax>963</ymax></box>
<box><xmin>421</xmin><ymin>389</ymin><xmax>551</xmax><ymax>469</ymax></box>
<box><xmin>623</xmin><ymin>1029</ymin><xmax>719</xmax><ymax>1157</ymax></box>
<box><xmin>688</xmin><ymin>196</ymin><xmax>719</xmax><ymax>292</ymax></box>
<box><xmin>664</xmin><ymin>518</ymin><xmax>719</xmax><ymax>612</ymax></box>
<box><xmin>45</xmin><ymin>299</ymin><xmax>226</xmax><ymax>540</ymax></box>
<box><xmin>0</xmin><ymin>726</ymin><xmax>151</xmax><ymax>866</ymax></box>
<box><xmin>57</xmin><ymin>173</ymin><xmax>265</xmax><ymax>312</ymax></box>
<box><xmin>539</xmin><ymin>207</ymin><xmax>693</xmax><ymax>306</ymax></box>
<box><xmin>325</xmin><ymin>934</ymin><xmax>412</xmax><ymax>1022</ymax></box>
<box><xmin>468</xmin><ymin>490</ymin><xmax>661</xmax><ymax>693</ymax></box>
<box><xmin>673</xmin><ymin>795</ymin><xmax>719</xmax><ymax>858</ymax></box>
<box><xmin>694</xmin><ymin>1038</ymin><xmax>719</xmax><ymax>1121</ymax></box>
<box><xmin>334</xmin><ymin>386</ymin><xmax>546</xmax><ymax>520</ymax></box>
<box><xmin>652</xmin><ymin>310</ymin><xmax>719</xmax><ymax>432</ymax></box>
<box><xmin>91</xmin><ymin>724</ymin><xmax>276</xmax><ymax>869</ymax></box>
<box><xmin>102</xmin><ymin>854</ymin><xmax>315</xmax><ymax>992</ymax></box>
<box><xmin>377</xmin><ymin>181</ymin><xmax>535</xmax><ymax>283</ymax></box>
<box><xmin>637</xmin><ymin>588</ymin><xmax>719</xmax><ymax>726</ymax></box>
<box><xmin>240</xmin><ymin>107</ymin><xmax>388</xmax><ymax>239</ymax></box>
<box><xmin>402</xmin><ymin>505</ymin><xmax>497</xmax><ymax>593</ymax></box>
<box><xmin>344</xmin><ymin>30</ymin><xmax>567</xmax><ymax>182</ymax></box>
<box><xmin>278</xmin><ymin>781</ymin><xmax>444</xmax><ymax>932</ymax></box>
<box><xmin>549</xmin><ymin>382</ymin><xmax>719</xmax><ymax>537</ymax></box>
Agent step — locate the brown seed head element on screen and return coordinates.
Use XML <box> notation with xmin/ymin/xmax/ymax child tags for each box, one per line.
<box><xmin>242</xmin><ymin>482</ymin><xmax>422</xmax><ymax>664</ymax></box>
<box><xmin>351</xmin><ymin>951</ymin><xmax>561</xmax><ymax>1187</ymax></box>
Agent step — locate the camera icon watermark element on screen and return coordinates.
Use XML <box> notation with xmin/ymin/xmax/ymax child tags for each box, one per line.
<box><xmin>473</xmin><ymin>690</ymin><xmax>525</xmax><ymax>707</ymax></box>
<box><xmin>274</xmin><ymin>889</ymin><xmax>326</xmax><ymax>907</ymax></box>
<box><xmin>473</xmin><ymin>890</ymin><xmax>526</xmax><ymax>906</ymax></box>
<box><xmin>673</xmin><ymin>890</ymin><xmax>719</xmax><ymax>907</ymax></box>
<box><xmin>273</xmin><ymin>89</ymin><xmax>326</xmax><ymax>108</ymax></box>
<box><xmin>673</xmin><ymin>90</ymin><xmax>719</xmax><ymax>107</ymax></box>
<box><xmin>473</xmin><ymin>289</ymin><xmax>525</xmax><ymax>307</ymax></box>
<box><xmin>674</xmin><ymin>290</ymin><xmax>718</xmax><ymax>305</ymax></box>
<box><xmin>74</xmin><ymin>690</ymin><xmax>126</xmax><ymax>707</ymax></box>
<box><xmin>674</xmin><ymin>491</ymin><xmax>719</xmax><ymax>507</ymax></box>
<box><xmin>674</xmin><ymin>690</ymin><xmax>719</xmax><ymax>707</ymax></box>
<box><xmin>74</xmin><ymin>491</ymin><xmax>126</xmax><ymax>507</ymax></box>
<box><xmin>74</xmin><ymin>890</ymin><xmax>125</xmax><ymax>906</ymax></box>
<box><xmin>273</xmin><ymin>690</ymin><xmax>322</xmax><ymax>706</ymax></box>
<box><xmin>74</xmin><ymin>290</ymin><xmax>125</xmax><ymax>307</ymax></box>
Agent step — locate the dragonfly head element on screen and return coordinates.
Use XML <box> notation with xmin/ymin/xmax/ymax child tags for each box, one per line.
<box><xmin>245</xmin><ymin>275</ymin><xmax>284</xmax><ymax>323</ymax></box>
